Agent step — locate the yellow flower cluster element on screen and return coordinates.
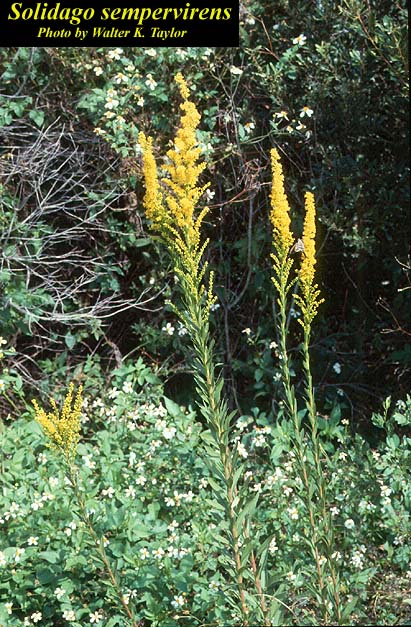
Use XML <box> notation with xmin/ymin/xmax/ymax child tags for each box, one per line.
<box><xmin>270</xmin><ymin>148</ymin><xmax>294</xmax><ymax>255</ymax></box>
<box><xmin>139</xmin><ymin>73</ymin><xmax>208</xmax><ymax>245</ymax></box>
<box><xmin>270</xmin><ymin>149</ymin><xmax>324</xmax><ymax>322</ymax></box>
<box><xmin>299</xmin><ymin>191</ymin><xmax>316</xmax><ymax>293</ymax></box>
<box><xmin>33</xmin><ymin>383</ymin><xmax>82</xmax><ymax>462</ymax></box>
<box><xmin>137</xmin><ymin>134</ymin><xmax>167</xmax><ymax>231</ymax></box>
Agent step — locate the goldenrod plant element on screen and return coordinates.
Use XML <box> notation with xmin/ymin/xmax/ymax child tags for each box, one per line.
<box><xmin>140</xmin><ymin>74</ymin><xmax>271</xmax><ymax>626</ymax></box>
<box><xmin>270</xmin><ymin>150</ymin><xmax>342</xmax><ymax>623</ymax></box>
<box><xmin>33</xmin><ymin>384</ymin><xmax>140</xmax><ymax>627</ymax></box>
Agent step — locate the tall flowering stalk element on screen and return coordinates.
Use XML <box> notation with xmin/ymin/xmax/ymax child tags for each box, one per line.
<box><xmin>295</xmin><ymin>192</ymin><xmax>341</xmax><ymax>622</ymax></box>
<box><xmin>270</xmin><ymin>151</ymin><xmax>341</xmax><ymax>623</ymax></box>
<box><xmin>33</xmin><ymin>385</ymin><xmax>139</xmax><ymax>627</ymax></box>
<box><xmin>140</xmin><ymin>74</ymin><xmax>270</xmax><ymax>626</ymax></box>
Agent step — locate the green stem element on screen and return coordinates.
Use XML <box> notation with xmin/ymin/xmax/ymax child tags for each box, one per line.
<box><xmin>187</xmin><ymin>292</ymin><xmax>250</xmax><ymax>626</ymax></box>
<box><xmin>276</xmin><ymin>273</ymin><xmax>329</xmax><ymax>621</ymax></box>
<box><xmin>67</xmin><ymin>464</ymin><xmax>139</xmax><ymax>627</ymax></box>
<box><xmin>302</xmin><ymin>327</ymin><xmax>342</xmax><ymax>623</ymax></box>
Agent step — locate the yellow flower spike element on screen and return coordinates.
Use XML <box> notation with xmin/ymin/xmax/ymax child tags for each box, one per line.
<box><xmin>138</xmin><ymin>132</ymin><xmax>167</xmax><ymax>231</ymax></box>
<box><xmin>175</xmin><ymin>72</ymin><xmax>190</xmax><ymax>100</ymax></box>
<box><xmin>295</xmin><ymin>191</ymin><xmax>325</xmax><ymax>325</ymax></box>
<box><xmin>33</xmin><ymin>383</ymin><xmax>83</xmax><ymax>462</ymax></box>
<box><xmin>299</xmin><ymin>191</ymin><xmax>317</xmax><ymax>294</ymax></box>
<box><xmin>140</xmin><ymin>73</ymin><xmax>207</xmax><ymax>252</ymax></box>
<box><xmin>270</xmin><ymin>148</ymin><xmax>294</xmax><ymax>255</ymax></box>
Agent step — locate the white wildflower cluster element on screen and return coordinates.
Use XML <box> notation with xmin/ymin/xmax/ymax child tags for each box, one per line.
<box><xmin>236</xmin><ymin>415</ymin><xmax>253</xmax><ymax>432</ymax></box>
<box><xmin>351</xmin><ymin>545</ymin><xmax>366</xmax><ymax>569</ymax></box>
<box><xmin>266</xmin><ymin>467</ymin><xmax>286</xmax><ymax>488</ymax></box>
<box><xmin>164</xmin><ymin>490</ymin><xmax>194</xmax><ymax>508</ymax></box>
<box><xmin>269</xmin><ymin>537</ymin><xmax>279</xmax><ymax>554</ymax></box>
<box><xmin>237</xmin><ymin>441</ymin><xmax>248</xmax><ymax>459</ymax></box>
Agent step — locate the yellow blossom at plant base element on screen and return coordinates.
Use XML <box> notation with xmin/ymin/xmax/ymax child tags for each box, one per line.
<box><xmin>269</xmin><ymin>148</ymin><xmax>294</xmax><ymax>255</ymax></box>
<box><xmin>33</xmin><ymin>383</ymin><xmax>82</xmax><ymax>462</ymax></box>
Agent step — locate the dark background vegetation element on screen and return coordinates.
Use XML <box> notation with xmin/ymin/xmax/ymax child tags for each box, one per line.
<box><xmin>0</xmin><ymin>0</ymin><xmax>409</xmax><ymax>429</ymax></box>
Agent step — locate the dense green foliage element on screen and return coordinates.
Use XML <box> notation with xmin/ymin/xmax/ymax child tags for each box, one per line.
<box><xmin>1</xmin><ymin>366</ymin><xmax>410</xmax><ymax>625</ymax></box>
<box><xmin>0</xmin><ymin>1</ymin><xmax>410</xmax><ymax>625</ymax></box>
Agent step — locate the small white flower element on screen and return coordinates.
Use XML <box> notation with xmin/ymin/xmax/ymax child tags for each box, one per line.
<box><xmin>93</xmin><ymin>66</ymin><xmax>103</xmax><ymax>76</ymax></box>
<box><xmin>128</xmin><ymin>451</ymin><xmax>137</xmax><ymax>467</ymax></box>
<box><xmin>254</xmin><ymin>434</ymin><xmax>266</xmax><ymax>448</ymax></box>
<box><xmin>122</xmin><ymin>380</ymin><xmax>133</xmax><ymax>394</ymax></box>
<box><xmin>237</xmin><ymin>441</ymin><xmax>248</xmax><ymax>459</ymax></box>
<box><xmin>344</xmin><ymin>518</ymin><xmax>355</xmax><ymax>530</ymax></box>
<box><xmin>89</xmin><ymin>610</ymin><xmax>103</xmax><ymax>624</ymax></box>
<box><xmin>83</xmin><ymin>455</ymin><xmax>96</xmax><ymax>470</ymax></box>
<box><xmin>145</xmin><ymin>73</ymin><xmax>157</xmax><ymax>90</ymax></box>
<box><xmin>27</xmin><ymin>536</ymin><xmax>38</xmax><ymax>546</ymax></box>
<box><xmin>15</xmin><ymin>547</ymin><xmax>25</xmax><ymax>561</ymax></box>
<box><xmin>140</xmin><ymin>547</ymin><xmax>150</xmax><ymax>560</ymax></box>
<box><xmin>230</xmin><ymin>65</ymin><xmax>243</xmax><ymax>75</ymax></box>
<box><xmin>269</xmin><ymin>537</ymin><xmax>278</xmax><ymax>554</ymax></box>
<box><xmin>209</xmin><ymin>580</ymin><xmax>220</xmax><ymax>590</ymax></box>
<box><xmin>153</xmin><ymin>547</ymin><xmax>165</xmax><ymax>560</ymax></box>
<box><xmin>31</xmin><ymin>612</ymin><xmax>42</xmax><ymax>623</ymax></box>
<box><xmin>292</xmin><ymin>33</ymin><xmax>307</xmax><ymax>46</ymax></box>
<box><xmin>286</xmin><ymin>571</ymin><xmax>297</xmax><ymax>582</ymax></box>
<box><xmin>171</xmin><ymin>594</ymin><xmax>185</xmax><ymax>608</ymax></box>
<box><xmin>137</xmin><ymin>96</ymin><xmax>145</xmax><ymax>107</ymax></box>
<box><xmin>55</xmin><ymin>587</ymin><xmax>65</xmax><ymax>600</ymax></box>
<box><xmin>125</xmin><ymin>485</ymin><xmax>136</xmax><ymax>499</ymax></box>
<box><xmin>101</xmin><ymin>486</ymin><xmax>115</xmax><ymax>498</ymax></box>
<box><xmin>107</xmin><ymin>48</ymin><xmax>123</xmax><ymax>61</ymax></box>
<box><xmin>135</xmin><ymin>475</ymin><xmax>147</xmax><ymax>486</ymax></box>
<box><xmin>333</xmin><ymin>362</ymin><xmax>342</xmax><ymax>374</ymax></box>
<box><xmin>0</xmin><ymin>551</ymin><xmax>7</xmax><ymax>566</ymax></box>
<box><xmin>108</xmin><ymin>387</ymin><xmax>120</xmax><ymax>399</ymax></box>
<box><xmin>162</xmin><ymin>322</ymin><xmax>175</xmax><ymax>336</ymax></box>
<box><xmin>31</xmin><ymin>500</ymin><xmax>44</xmax><ymax>511</ymax></box>
<box><xmin>105</xmin><ymin>95</ymin><xmax>120</xmax><ymax>110</ymax></box>
<box><xmin>380</xmin><ymin>485</ymin><xmax>392</xmax><ymax>497</ymax></box>
<box><xmin>63</xmin><ymin>609</ymin><xmax>76</xmax><ymax>621</ymax></box>
<box><xmin>274</xmin><ymin>110</ymin><xmax>289</xmax><ymax>120</ymax></box>
<box><xmin>242</xmin><ymin>327</ymin><xmax>252</xmax><ymax>336</ymax></box>
<box><xmin>300</xmin><ymin>106</ymin><xmax>314</xmax><ymax>118</ymax></box>
<box><xmin>5</xmin><ymin>601</ymin><xmax>13</xmax><ymax>614</ymax></box>
<box><xmin>182</xmin><ymin>490</ymin><xmax>194</xmax><ymax>503</ymax></box>
<box><xmin>288</xmin><ymin>507</ymin><xmax>299</xmax><ymax>520</ymax></box>
<box><xmin>177</xmin><ymin>323</ymin><xmax>188</xmax><ymax>337</ymax></box>
<box><xmin>114</xmin><ymin>72</ymin><xmax>128</xmax><ymax>84</ymax></box>
<box><xmin>145</xmin><ymin>48</ymin><xmax>157</xmax><ymax>57</ymax></box>
<box><xmin>163</xmin><ymin>426</ymin><xmax>177</xmax><ymax>441</ymax></box>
